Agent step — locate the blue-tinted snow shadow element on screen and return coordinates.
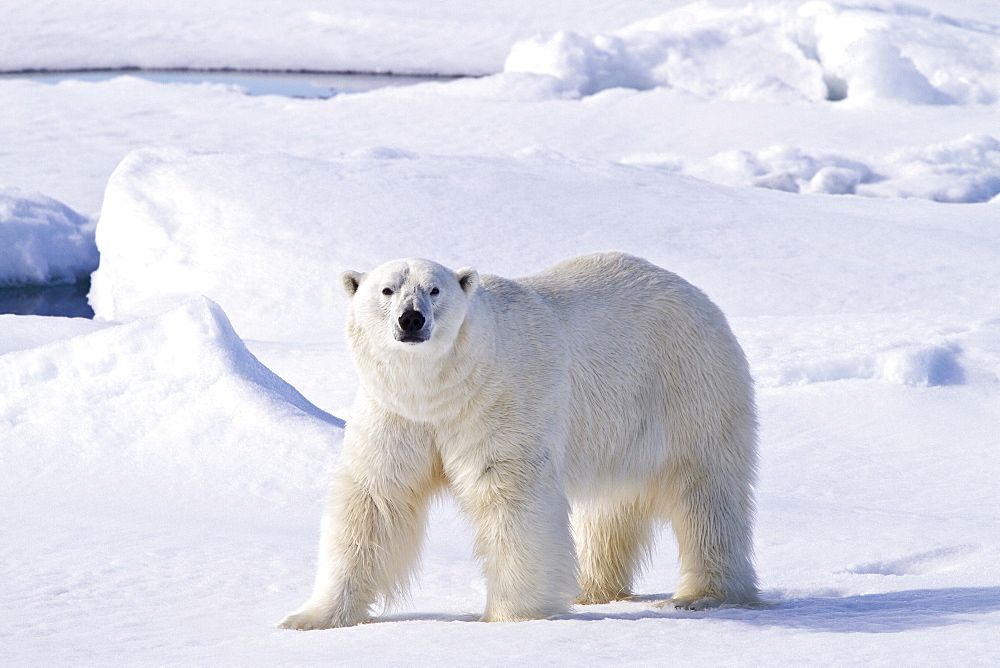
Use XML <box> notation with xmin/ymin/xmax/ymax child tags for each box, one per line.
<box><xmin>376</xmin><ymin>587</ymin><xmax>1000</xmax><ymax>633</ymax></box>
<box><xmin>567</xmin><ymin>587</ymin><xmax>1000</xmax><ymax>633</ymax></box>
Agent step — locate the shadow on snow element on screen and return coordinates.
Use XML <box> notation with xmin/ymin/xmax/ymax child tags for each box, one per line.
<box><xmin>376</xmin><ymin>587</ymin><xmax>1000</xmax><ymax>634</ymax></box>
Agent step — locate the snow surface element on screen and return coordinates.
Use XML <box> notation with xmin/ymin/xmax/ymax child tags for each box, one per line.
<box><xmin>2</xmin><ymin>2</ymin><xmax>999</xmax><ymax>216</ymax></box>
<box><xmin>0</xmin><ymin>1</ymin><xmax>683</xmax><ymax>76</ymax></box>
<box><xmin>1</xmin><ymin>0</ymin><xmax>999</xmax><ymax>664</ymax></box>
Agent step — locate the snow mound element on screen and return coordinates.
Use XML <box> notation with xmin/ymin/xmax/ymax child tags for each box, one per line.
<box><xmin>504</xmin><ymin>2</ymin><xmax>1000</xmax><ymax>105</ymax></box>
<box><xmin>877</xmin><ymin>343</ymin><xmax>965</xmax><ymax>387</ymax></box>
<box><xmin>868</xmin><ymin>135</ymin><xmax>1000</xmax><ymax>203</ymax></box>
<box><xmin>0</xmin><ymin>187</ymin><xmax>98</xmax><ymax>287</ymax></box>
<box><xmin>89</xmin><ymin>147</ymin><xmax>1000</xmax><ymax>342</ymax></box>
<box><xmin>634</xmin><ymin>134</ymin><xmax>1000</xmax><ymax>203</ymax></box>
<box><xmin>676</xmin><ymin>145</ymin><xmax>876</xmax><ymax>196</ymax></box>
<box><xmin>0</xmin><ymin>297</ymin><xmax>343</xmax><ymax>513</ymax></box>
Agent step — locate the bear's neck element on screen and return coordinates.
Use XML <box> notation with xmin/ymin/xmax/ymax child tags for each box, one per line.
<box><xmin>358</xmin><ymin>315</ymin><xmax>496</xmax><ymax>423</ymax></box>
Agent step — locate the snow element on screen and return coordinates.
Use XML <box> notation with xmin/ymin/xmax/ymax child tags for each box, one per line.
<box><xmin>1</xmin><ymin>0</ymin><xmax>999</xmax><ymax>664</ymax></box>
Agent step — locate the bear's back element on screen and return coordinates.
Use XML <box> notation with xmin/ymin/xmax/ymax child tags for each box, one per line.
<box><xmin>511</xmin><ymin>251</ymin><xmax>754</xmax><ymax>492</ymax></box>
<box><xmin>516</xmin><ymin>251</ymin><xmax>725</xmax><ymax>347</ymax></box>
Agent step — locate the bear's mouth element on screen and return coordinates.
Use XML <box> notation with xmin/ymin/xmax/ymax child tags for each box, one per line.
<box><xmin>396</xmin><ymin>332</ymin><xmax>428</xmax><ymax>344</ymax></box>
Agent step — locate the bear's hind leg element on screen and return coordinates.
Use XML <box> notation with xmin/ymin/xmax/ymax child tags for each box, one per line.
<box><xmin>572</xmin><ymin>499</ymin><xmax>654</xmax><ymax>604</ymax></box>
<box><xmin>665</xmin><ymin>468</ymin><xmax>759</xmax><ymax>609</ymax></box>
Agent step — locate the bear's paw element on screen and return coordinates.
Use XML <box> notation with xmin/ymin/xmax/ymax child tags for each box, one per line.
<box><xmin>277</xmin><ymin>606</ymin><xmax>367</xmax><ymax>630</ymax></box>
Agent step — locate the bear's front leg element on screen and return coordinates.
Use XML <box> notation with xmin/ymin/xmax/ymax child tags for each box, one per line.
<box><xmin>450</xmin><ymin>449</ymin><xmax>578</xmax><ymax>622</ymax></box>
<box><xmin>279</xmin><ymin>429</ymin><xmax>436</xmax><ymax>630</ymax></box>
<box><xmin>278</xmin><ymin>469</ymin><xmax>405</xmax><ymax>629</ymax></box>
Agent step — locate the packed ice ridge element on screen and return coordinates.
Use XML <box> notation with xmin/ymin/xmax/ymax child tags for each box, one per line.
<box><xmin>505</xmin><ymin>2</ymin><xmax>1000</xmax><ymax>105</ymax></box>
<box><xmin>0</xmin><ymin>187</ymin><xmax>98</xmax><ymax>287</ymax></box>
<box><xmin>627</xmin><ymin>134</ymin><xmax>1000</xmax><ymax>201</ymax></box>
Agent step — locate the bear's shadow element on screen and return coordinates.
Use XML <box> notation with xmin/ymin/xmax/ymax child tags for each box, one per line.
<box><xmin>376</xmin><ymin>586</ymin><xmax>1000</xmax><ymax>634</ymax></box>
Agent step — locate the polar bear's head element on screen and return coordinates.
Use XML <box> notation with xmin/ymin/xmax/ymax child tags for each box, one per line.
<box><xmin>341</xmin><ymin>258</ymin><xmax>480</xmax><ymax>355</ymax></box>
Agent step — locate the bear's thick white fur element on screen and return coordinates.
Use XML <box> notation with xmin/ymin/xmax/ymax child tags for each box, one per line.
<box><xmin>279</xmin><ymin>251</ymin><xmax>759</xmax><ymax>630</ymax></box>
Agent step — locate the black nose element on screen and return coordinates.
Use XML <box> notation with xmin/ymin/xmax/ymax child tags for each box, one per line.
<box><xmin>398</xmin><ymin>310</ymin><xmax>425</xmax><ymax>333</ymax></box>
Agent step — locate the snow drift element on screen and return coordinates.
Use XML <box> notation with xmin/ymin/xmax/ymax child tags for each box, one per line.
<box><xmin>0</xmin><ymin>297</ymin><xmax>343</xmax><ymax>512</ymax></box>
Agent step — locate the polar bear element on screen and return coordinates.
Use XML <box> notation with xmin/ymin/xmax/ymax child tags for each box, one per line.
<box><xmin>279</xmin><ymin>251</ymin><xmax>759</xmax><ymax>630</ymax></box>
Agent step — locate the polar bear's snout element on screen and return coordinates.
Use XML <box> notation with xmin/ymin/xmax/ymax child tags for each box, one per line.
<box><xmin>397</xmin><ymin>309</ymin><xmax>428</xmax><ymax>343</ymax></box>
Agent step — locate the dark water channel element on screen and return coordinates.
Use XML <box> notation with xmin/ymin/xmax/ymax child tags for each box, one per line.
<box><xmin>0</xmin><ymin>281</ymin><xmax>94</xmax><ymax>318</ymax></box>
<box><xmin>1</xmin><ymin>69</ymin><xmax>453</xmax><ymax>318</ymax></box>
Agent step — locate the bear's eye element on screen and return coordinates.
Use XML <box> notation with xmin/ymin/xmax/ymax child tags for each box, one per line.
<box><xmin>430</xmin><ymin>287</ymin><xmax>439</xmax><ymax>296</ymax></box>
<box><xmin>382</xmin><ymin>287</ymin><xmax>394</xmax><ymax>296</ymax></box>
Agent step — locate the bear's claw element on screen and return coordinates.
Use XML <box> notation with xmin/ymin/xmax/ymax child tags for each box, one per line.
<box><xmin>658</xmin><ymin>596</ymin><xmax>722</xmax><ymax>611</ymax></box>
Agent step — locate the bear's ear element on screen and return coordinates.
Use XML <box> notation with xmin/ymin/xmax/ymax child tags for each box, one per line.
<box><xmin>341</xmin><ymin>270</ymin><xmax>365</xmax><ymax>297</ymax></box>
<box><xmin>455</xmin><ymin>267</ymin><xmax>480</xmax><ymax>295</ymax></box>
